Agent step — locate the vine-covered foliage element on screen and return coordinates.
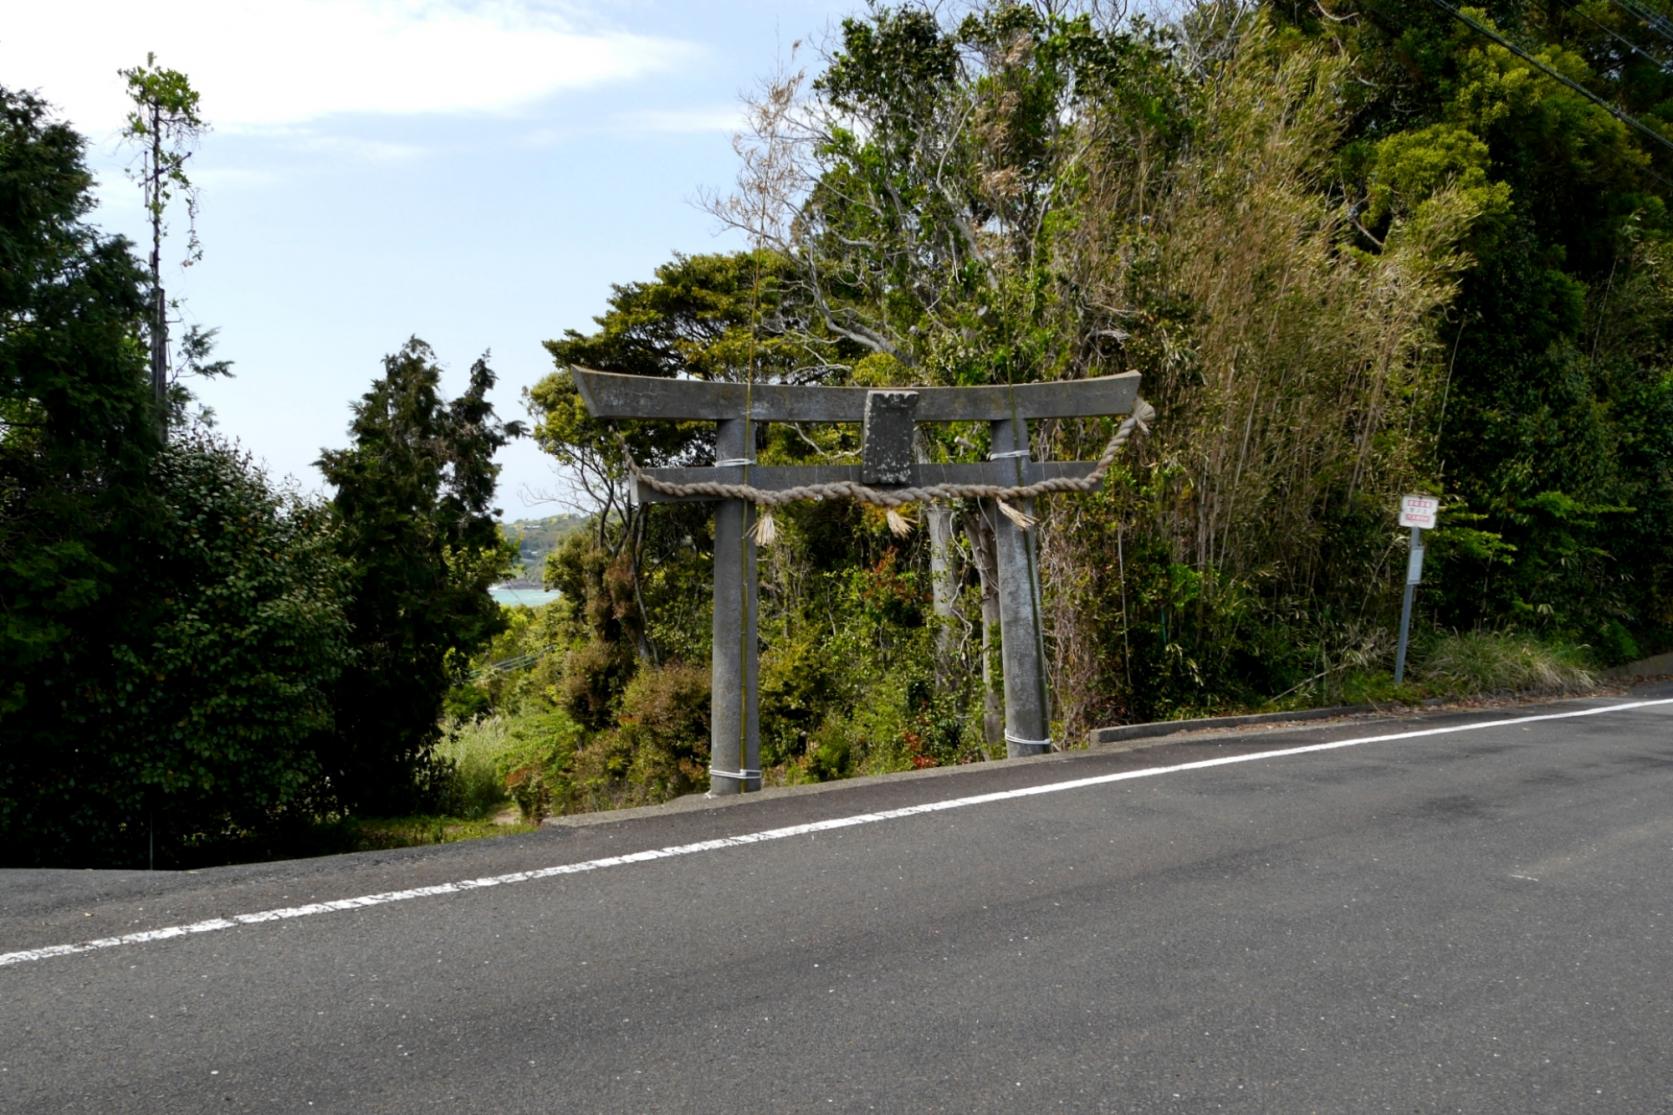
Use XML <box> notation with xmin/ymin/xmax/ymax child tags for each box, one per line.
<box><xmin>515</xmin><ymin>0</ymin><xmax>1673</xmax><ymax>794</ymax></box>
<box><xmin>1265</xmin><ymin>0</ymin><xmax>1673</xmax><ymax>658</ymax></box>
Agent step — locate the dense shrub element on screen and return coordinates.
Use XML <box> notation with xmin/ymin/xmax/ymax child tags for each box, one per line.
<box><xmin>2</xmin><ymin>436</ymin><xmax>352</xmax><ymax>866</ymax></box>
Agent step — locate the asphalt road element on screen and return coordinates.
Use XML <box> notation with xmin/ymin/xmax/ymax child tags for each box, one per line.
<box><xmin>3</xmin><ymin>689</ymin><xmax>1671</xmax><ymax>1113</ymax></box>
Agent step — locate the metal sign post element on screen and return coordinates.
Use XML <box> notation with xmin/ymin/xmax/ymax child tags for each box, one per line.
<box><xmin>570</xmin><ymin>368</ymin><xmax>1148</xmax><ymax>790</ymax></box>
<box><xmin>1393</xmin><ymin>494</ymin><xmax>1438</xmax><ymax>685</ymax></box>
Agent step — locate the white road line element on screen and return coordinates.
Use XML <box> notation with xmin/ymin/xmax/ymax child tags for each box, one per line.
<box><xmin>4</xmin><ymin>697</ymin><xmax>1670</xmax><ymax>969</ymax></box>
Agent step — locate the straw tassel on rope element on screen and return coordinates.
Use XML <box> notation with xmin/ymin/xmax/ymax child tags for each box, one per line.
<box><xmin>996</xmin><ymin>500</ymin><xmax>1036</xmax><ymax>531</ymax></box>
<box><xmin>751</xmin><ymin>505</ymin><xmax>778</xmax><ymax>546</ymax></box>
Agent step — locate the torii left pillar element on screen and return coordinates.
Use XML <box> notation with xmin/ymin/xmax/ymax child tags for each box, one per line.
<box><xmin>709</xmin><ymin>415</ymin><xmax>761</xmax><ymax>794</ymax></box>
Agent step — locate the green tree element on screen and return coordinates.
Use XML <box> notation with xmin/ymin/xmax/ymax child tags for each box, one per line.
<box><xmin>532</xmin><ymin>249</ymin><xmax>850</xmax><ymax>671</ymax></box>
<box><xmin>318</xmin><ymin>339</ymin><xmax>522</xmax><ymax>814</ymax></box>
<box><xmin>718</xmin><ymin>4</ymin><xmax>1192</xmax><ymax>737</ymax></box>
<box><xmin>1</xmin><ymin>85</ymin><xmax>158</xmax><ymax>859</ymax></box>
<box><xmin>534</xmin><ymin>249</ymin><xmax>834</xmax><ymax>540</ymax></box>
<box><xmin>105</xmin><ymin>435</ymin><xmax>351</xmax><ymax>863</ymax></box>
<box><xmin>1271</xmin><ymin>0</ymin><xmax>1673</xmax><ymax>654</ymax></box>
<box><xmin>4</xmin><ymin>437</ymin><xmax>353</xmax><ymax>868</ymax></box>
<box><xmin>2</xmin><ymin>86</ymin><xmax>359</xmax><ymax>866</ymax></box>
<box><xmin>119</xmin><ymin>53</ymin><xmax>211</xmax><ymax>434</ymax></box>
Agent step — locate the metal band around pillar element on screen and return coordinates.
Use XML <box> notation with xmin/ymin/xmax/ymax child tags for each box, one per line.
<box><xmin>709</xmin><ymin>767</ymin><xmax>762</xmax><ymax>783</ymax></box>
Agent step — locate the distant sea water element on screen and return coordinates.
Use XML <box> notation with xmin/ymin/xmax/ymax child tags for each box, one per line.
<box><xmin>489</xmin><ymin>586</ymin><xmax>561</xmax><ymax>608</ymax></box>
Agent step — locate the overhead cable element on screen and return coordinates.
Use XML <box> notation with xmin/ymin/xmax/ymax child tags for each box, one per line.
<box><xmin>1606</xmin><ymin>0</ymin><xmax>1673</xmax><ymax>46</ymax></box>
<box><xmin>1423</xmin><ymin>0</ymin><xmax>1673</xmax><ymax>158</ymax></box>
<box><xmin>1566</xmin><ymin>0</ymin><xmax>1673</xmax><ymax>70</ymax></box>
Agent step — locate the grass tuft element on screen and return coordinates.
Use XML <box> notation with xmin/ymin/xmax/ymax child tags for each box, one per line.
<box><xmin>435</xmin><ymin>717</ymin><xmax>520</xmax><ymax>819</ymax></box>
<box><xmin>1417</xmin><ymin>631</ymin><xmax>1596</xmax><ymax>697</ymax></box>
<box><xmin>340</xmin><ymin>815</ymin><xmax>538</xmax><ymax>851</ymax></box>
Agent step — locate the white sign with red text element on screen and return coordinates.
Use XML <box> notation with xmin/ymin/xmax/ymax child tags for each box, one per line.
<box><xmin>1399</xmin><ymin>494</ymin><xmax>1439</xmax><ymax>530</ymax></box>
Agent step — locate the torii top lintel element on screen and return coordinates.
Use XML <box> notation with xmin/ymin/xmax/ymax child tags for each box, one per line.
<box><xmin>569</xmin><ymin>367</ymin><xmax>1141</xmax><ymax>424</ymax></box>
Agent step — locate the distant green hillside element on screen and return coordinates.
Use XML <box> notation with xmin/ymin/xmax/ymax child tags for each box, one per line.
<box><xmin>499</xmin><ymin>513</ymin><xmax>586</xmax><ymax>586</ymax></box>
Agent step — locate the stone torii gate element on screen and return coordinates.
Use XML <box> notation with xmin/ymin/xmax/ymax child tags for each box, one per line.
<box><xmin>571</xmin><ymin>368</ymin><xmax>1147</xmax><ymax>795</ymax></box>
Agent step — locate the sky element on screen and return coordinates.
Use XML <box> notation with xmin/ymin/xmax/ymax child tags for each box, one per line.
<box><xmin>2</xmin><ymin>0</ymin><xmax>860</xmax><ymax>519</ymax></box>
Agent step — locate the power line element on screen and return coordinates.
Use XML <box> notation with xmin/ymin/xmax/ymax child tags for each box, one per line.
<box><xmin>1423</xmin><ymin>0</ymin><xmax>1673</xmax><ymax>159</ymax></box>
<box><xmin>1605</xmin><ymin>0</ymin><xmax>1673</xmax><ymax>46</ymax></box>
<box><xmin>1567</xmin><ymin>0</ymin><xmax>1673</xmax><ymax>71</ymax></box>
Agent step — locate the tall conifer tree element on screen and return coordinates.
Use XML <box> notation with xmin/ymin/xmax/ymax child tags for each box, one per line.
<box><xmin>318</xmin><ymin>340</ymin><xmax>521</xmax><ymax>813</ymax></box>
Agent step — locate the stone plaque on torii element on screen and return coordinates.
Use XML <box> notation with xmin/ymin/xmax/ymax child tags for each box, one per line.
<box><xmin>571</xmin><ymin>367</ymin><xmax>1151</xmax><ymax>794</ymax></box>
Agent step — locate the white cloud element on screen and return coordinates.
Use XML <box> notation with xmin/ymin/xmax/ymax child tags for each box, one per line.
<box><xmin>1</xmin><ymin>0</ymin><xmax>699</xmax><ymax>139</ymax></box>
<box><xmin>293</xmin><ymin>134</ymin><xmax>428</xmax><ymax>163</ymax></box>
<box><xmin>185</xmin><ymin>166</ymin><xmax>284</xmax><ymax>191</ymax></box>
<box><xmin>517</xmin><ymin>104</ymin><xmax>743</xmax><ymax>149</ymax></box>
<box><xmin>611</xmin><ymin>105</ymin><xmax>745</xmax><ymax>135</ymax></box>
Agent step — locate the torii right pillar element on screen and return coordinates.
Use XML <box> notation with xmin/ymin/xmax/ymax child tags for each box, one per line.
<box><xmin>991</xmin><ymin>416</ymin><xmax>1052</xmax><ymax>757</ymax></box>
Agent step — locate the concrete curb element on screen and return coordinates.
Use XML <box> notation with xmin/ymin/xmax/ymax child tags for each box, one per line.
<box><xmin>1607</xmin><ymin>650</ymin><xmax>1673</xmax><ymax>680</ymax></box>
<box><xmin>1087</xmin><ymin>654</ymin><xmax>1673</xmax><ymax>746</ymax></box>
<box><xmin>1088</xmin><ymin>703</ymin><xmax>1378</xmax><ymax>746</ymax></box>
<box><xmin>547</xmin><ymin>672</ymin><xmax>1673</xmax><ymax>832</ymax></box>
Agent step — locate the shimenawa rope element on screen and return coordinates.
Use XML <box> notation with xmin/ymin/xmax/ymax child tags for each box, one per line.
<box><xmin>614</xmin><ymin>398</ymin><xmax>1154</xmax><ymax>541</ymax></box>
